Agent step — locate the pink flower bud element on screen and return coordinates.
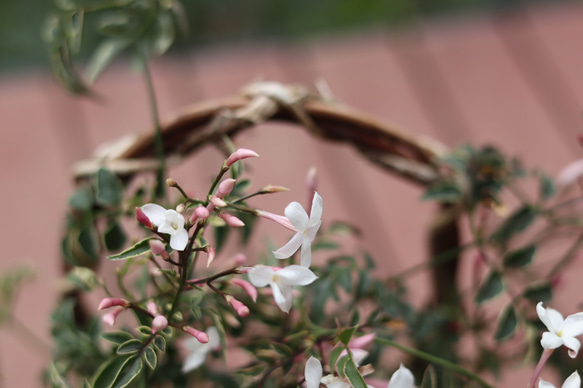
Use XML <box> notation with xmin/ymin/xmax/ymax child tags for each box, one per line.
<box><xmin>149</xmin><ymin>239</ymin><xmax>169</xmax><ymax>259</ymax></box>
<box><xmin>210</xmin><ymin>195</ymin><xmax>227</xmax><ymax>208</ymax></box>
<box><xmin>190</xmin><ymin>205</ymin><xmax>211</xmax><ymax>224</ymax></box>
<box><xmin>98</xmin><ymin>298</ymin><xmax>129</xmax><ymax>311</ymax></box>
<box><xmin>231</xmin><ymin>278</ymin><xmax>258</xmax><ymax>302</ymax></box>
<box><xmin>136</xmin><ymin>207</ymin><xmax>153</xmax><ymax>228</ymax></box>
<box><xmin>220</xmin><ymin>212</ymin><xmax>245</xmax><ymax>227</ymax></box>
<box><xmin>102</xmin><ymin>307</ymin><xmax>124</xmax><ymax>326</ymax></box>
<box><xmin>551</xmin><ymin>274</ymin><xmax>563</xmax><ymax>288</ymax></box>
<box><xmin>206</xmin><ymin>246</ymin><xmax>216</xmax><ymax>268</ymax></box>
<box><xmin>256</xmin><ymin>210</ymin><xmax>296</xmax><ymax>232</ymax></box>
<box><xmin>152</xmin><ymin>315</ymin><xmax>168</xmax><ymax>332</ymax></box>
<box><xmin>195</xmin><ymin>205</ymin><xmax>210</xmax><ymax>219</ymax></box>
<box><xmin>226</xmin><ymin>148</ymin><xmax>259</xmax><ymax>167</ymax></box>
<box><xmin>217</xmin><ymin>179</ymin><xmax>236</xmax><ymax>198</ymax></box>
<box><xmin>147</xmin><ymin>301</ymin><xmax>159</xmax><ymax>316</ymax></box>
<box><xmin>226</xmin><ymin>295</ymin><xmax>250</xmax><ymax>317</ymax></box>
<box><xmin>260</xmin><ymin>185</ymin><xmax>289</xmax><ymax>193</ymax></box>
<box><xmin>306</xmin><ymin>167</ymin><xmax>317</xmax><ymax>193</ymax></box>
<box><xmin>183</xmin><ymin>326</ymin><xmax>210</xmax><ymax>343</ymax></box>
<box><xmin>349</xmin><ymin>333</ymin><xmax>376</xmax><ymax>349</ymax></box>
<box><xmin>234</xmin><ymin>253</ymin><xmax>246</xmax><ymax>265</ymax></box>
<box><xmin>238</xmin><ymin>266</ymin><xmax>253</xmax><ymax>274</ymax></box>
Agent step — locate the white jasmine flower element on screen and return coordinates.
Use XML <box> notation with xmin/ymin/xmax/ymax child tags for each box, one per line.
<box><xmin>304</xmin><ymin>356</ymin><xmax>375</xmax><ymax>388</ymax></box>
<box><xmin>274</xmin><ymin>192</ymin><xmax>323</xmax><ymax>267</ymax></box>
<box><xmin>388</xmin><ymin>364</ymin><xmax>415</xmax><ymax>388</ymax></box>
<box><xmin>141</xmin><ymin>203</ymin><xmax>189</xmax><ymax>251</ymax></box>
<box><xmin>537</xmin><ymin>302</ymin><xmax>583</xmax><ymax>358</ymax></box>
<box><xmin>539</xmin><ymin>371</ymin><xmax>581</xmax><ymax>388</ymax></box>
<box><xmin>182</xmin><ymin>327</ymin><xmax>220</xmax><ymax>373</ymax></box>
<box><xmin>248</xmin><ymin>265</ymin><xmax>317</xmax><ymax>313</ymax></box>
<box><xmin>305</xmin><ymin>356</ymin><xmax>324</xmax><ymax>388</ymax></box>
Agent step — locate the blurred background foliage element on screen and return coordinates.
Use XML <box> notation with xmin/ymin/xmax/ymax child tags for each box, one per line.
<box><xmin>0</xmin><ymin>0</ymin><xmax>574</xmax><ymax>73</ymax></box>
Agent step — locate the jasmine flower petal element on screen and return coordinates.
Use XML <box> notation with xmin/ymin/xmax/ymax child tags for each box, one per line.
<box><xmin>305</xmin><ymin>357</ymin><xmax>323</xmax><ymax>388</ymax></box>
<box><xmin>273</xmin><ymin>232</ymin><xmax>303</xmax><ymax>259</ymax></box>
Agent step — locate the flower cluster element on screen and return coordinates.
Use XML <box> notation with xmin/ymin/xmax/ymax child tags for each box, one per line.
<box><xmin>305</xmin><ymin>357</ymin><xmax>415</xmax><ymax>388</ymax></box>
<box><xmin>533</xmin><ymin>302</ymin><xmax>583</xmax><ymax>388</ymax></box>
<box><xmin>247</xmin><ymin>192</ymin><xmax>323</xmax><ymax>312</ymax></box>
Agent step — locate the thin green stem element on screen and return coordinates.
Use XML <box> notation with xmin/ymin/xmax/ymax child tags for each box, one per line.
<box><xmin>208</xmin><ymin>165</ymin><xmax>230</xmax><ymax>199</ymax></box>
<box><xmin>142</xmin><ymin>59</ymin><xmax>166</xmax><ymax>200</ymax></box>
<box><xmin>544</xmin><ymin>195</ymin><xmax>583</xmax><ymax>212</ymax></box>
<box><xmin>387</xmin><ymin>242</ymin><xmax>474</xmax><ymax>281</ymax></box>
<box><xmin>548</xmin><ymin>232</ymin><xmax>583</xmax><ymax>277</ymax></box>
<box><xmin>7</xmin><ymin>315</ymin><xmax>52</xmax><ymax>356</ymax></box>
<box><xmin>148</xmin><ymin>255</ymin><xmax>178</xmax><ymax>290</ymax></box>
<box><xmin>232</xmin><ymin>189</ymin><xmax>284</xmax><ymax>204</ymax></box>
<box><xmin>186</xmin><ymin>267</ymin><xmax>241</xmax><ymax>285</ymax></box>
<box><xmin>375</xmin><ymin>337</ymin><xmax>494</xmax><ymax>388</ymax></box>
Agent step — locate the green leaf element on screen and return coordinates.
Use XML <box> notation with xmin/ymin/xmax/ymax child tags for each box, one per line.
<box><xmin>355</xmin><ymin>271</ymin><xmax>371</xmax><ymax>299</ymax></box>
<box><xmin>48</xmin><ymin>45</ymin><xmax>92</xmax><ymax>95</ymax></box>
<box><xmin>422</xmin><ymin>181</ymin><xmax>462</xmax><ymax>203</ymax></box>
<box><xmin>343</xmin><ymin>356</ymin><xmax>368</xmax><ymax>388</ymax></box>
<box><xmin>150</xmin><ymin>12</ymin><xmax>175</xmax><ymax>56</ymax></box>
<box><xmin>478</xmin><ymin>349</ymin><xmax>500</xmax><ymax>379</ymax></box>
<box><xmin>153</xmin><ymin>335</ymin><xmax>166</xmax><ymax>352</ymax></box>
<box><xmin>475</xmin><ymin>272</ymin><xmax>504</xmax><ymax>305</ymax></box>
<box><xmin>490</xmin><ymin>206</ymin><xmax>538</xmax><ymax>246</ymax></box>
<box><xmin>237</xmin><ymin>210</ymin><xmax>256</xmax><ymax>245</ymax></box>
<box><xmin>78</xmin><ymin>224</ymin><xmax>100</xmax><ymax>263</ymax></box>
<box><xmin>310</xmin><ymin>277</ymin><xmax>332</xmax><ymax>324</ymax></box>
<box><xmin>271</xmin><ymin>343</ymin><xmax>293</xmax><ymax>357</ymax></box>
<box><xmin>336</xmin><ymin>267</ymin><xmax>352</xmax><ymax>293</ymax></box>
<box><xmin>116</xmin><ymin>339</ymin><xmax>143</xmax><ymax>355</ymax></box>
<box><xmin>108</xmin><ymin>237</ymin><xmax>155</xmax><ymax>261</ymax></box>
<box><xmin>96</xmin><ymin>11</ymin><xmax>133</xmax><ymax>37</ymax></box>
<box><xmin>538</xmin><ymin>173</ymin><xmax>556</xmax><ymax>200</ymax></box>
<box><xmin>92</xmin><ymin>355</ymin><xmax>133</xmax><ymax>388</ymax></box>
<box><xmin>504</xmin><ymin>245</ymin><xmax>536</xmax><ymax>268</ymax></box>
<box><xmin>49</xmin><ymin>363</ymin><xmax>72</xmax><ymax>388</ymax></box>
<box><xmin>209</xmin><ymin>310</ymin><xmax>227</xmax><ymax>360</ymax></box>
<box><xmin>336</xmin><ymin>355</ymin><xmax>349</xmax><ymax>378</ymax></box>
<box><xmin>67</xmin><ymin>266</ymin><xmax>99</xmax><ymax>291</ymax></box>
<box><xmin>329</xmin><ymin>222</ymin><xmax>361</xmax><ymax>236</ymax></box>
<box><xmin>86</xmin><ymin>38</ymin><xmax>131</xmax><ymax>83</ymax></box>
<box><xmin>233</xmin><ymin>179</ymin><xmax>252</xmax><ymax>193</ymax></box>
<box><xmin>362</xmin><ymin>251</ymin><xmax>375</xmax><ymax>270</ymax></box>
<box><xmin>214</xmin><ymin>225</ymin><xmax>230</xmax><ymax>254</ymax></box>
<box><xmin>312</xmin><ymin>240</ymin><xmax>341</xmax><ymax>251</ymax></box>
<box><xmin>339</xmin><ymin>327</ymin><xmax>358</xmax><ymax>346</ymax></box>
<box><xmin>136</xmin><ymin>325</ymin><xmax>152</xmax><ymax>337</ymax></box>
<box><xmin>328</xmin><ymin>346</ymin><xmax>344</xmax><ymax>372</ymax></box>
<box><xmin>522</xmin><ymin>283</ymin><xmax>553</xmax><ymax>302</ymax></box>
<box><xmin>101</xmin><ymin>331</ymin><xmax>134</xmax><ymax>345</ymax></box>
<box><xmin>143</xmin><ymin>346</ymin><xmax>157</xmax><ymax>370</ymax></box>
<box><xmin>96</xmin><ymin>168</ymin><xmax>124</xmax><ymax>207</ymax></box>
<box><xmin>421</xmin><ymin>365</ymin><xmax>438</xmax><ymax>388</ymax></box>
<box><xmin>349</xmin><ymin>309</ymin><xmax>361</xmax><ymax>326</ymax></box>
<box><xmin>495</xmin><ymin>305</ymin><xmax>518</xmax><ymax>341</ymax></box>
<box><xmin>136</xmin><ymin>326</ymin><xmax>152</xmax><ymax>337</ymax></box>
<box><xmin>112</xmin><ymin>356</ymin><xmax>144</xmax><ymax>388</ymax></box>
<box><xmin>105</xmin><ymin>222</ymin><xmax>127</xmax><ymax>252</ymax></box>
<box><xmin>161</xmin><ymin>326</ymin><xmax>173</xmax><ymax>337</ymax></box>
<box><xmin>69</xmin><ymin>185</ymin><xmax>93</xmax><ymax>211</ymax></box>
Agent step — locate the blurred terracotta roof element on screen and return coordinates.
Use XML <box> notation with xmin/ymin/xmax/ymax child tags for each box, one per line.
<box><xmin>1</xmin><ymin>2</ymin><xmax>583</xmax><ymax>386</ymax></box>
